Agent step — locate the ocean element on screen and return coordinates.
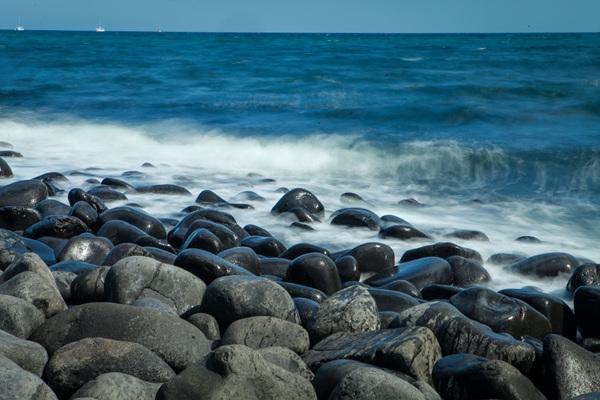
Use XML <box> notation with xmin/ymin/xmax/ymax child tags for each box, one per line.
<box><xmin>1</xmin><ymin>31</ymin><xmax>599</xmax><ymax>296</ymax></box>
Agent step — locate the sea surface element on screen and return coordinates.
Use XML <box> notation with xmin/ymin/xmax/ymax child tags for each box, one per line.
<box><xmin>1</xmin><ymin>31</ymin><xmax>599</xmax><ymax>295</ymax></box>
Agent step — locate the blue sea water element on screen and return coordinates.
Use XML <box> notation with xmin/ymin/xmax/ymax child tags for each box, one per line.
<box><xmin>0</xmin><ymin>31</ymin><xmax>599</xmax><ymax>293</ymax></box>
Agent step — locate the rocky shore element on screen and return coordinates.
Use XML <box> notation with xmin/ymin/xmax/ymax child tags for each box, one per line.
<box><xmin>0</xmin><ymin>145</ymin><xmax>599</xmax><ymax>400</ymax></box>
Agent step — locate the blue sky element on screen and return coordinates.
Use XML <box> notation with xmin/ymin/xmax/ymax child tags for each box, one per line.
<box><xmin>2</xmin><ymin>0</ymin><xmax>599</xmax><ymax>33</ymax></box>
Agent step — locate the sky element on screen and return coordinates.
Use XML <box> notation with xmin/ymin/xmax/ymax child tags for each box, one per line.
<box><xmin>2</xmin><ymin>0</ymin><xmax>599</xmax><ymax>33</ymax></box>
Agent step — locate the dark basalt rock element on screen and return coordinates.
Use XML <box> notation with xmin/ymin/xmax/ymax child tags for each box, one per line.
<box><xmin>101</xmin><ymin>177</ymin><xmax>135</xmax><ymax>190</ymax></box>
<box><xmin>516</xmin><ymin>235</ymin><xmax>543</xmax><ymax>243</ymax></box>
<box><xmin>232</xmin><ymin>190</ymin><xmax>266</xmax><ymax>202</ymax></box>
<box><xmin>144</xmin><ymin>246</ymin><xmax>177</xmax><ymax>264</ymax></box>
<box><xmin>0</xmin><ymin>179</ymin><xmax>48</xmax><ymax>208</ymax></box>
<box><xmin>500</xmin><ymin>287</ymin><xmax>577</xmax><ymax>340</ymax></box>
<box><xmin>0</xmin><ymin>150</ymin><xmax>22</xmax><ymax>157</ymax></box>
<box><xmin>87</xmin><ymin>186</ymin><xmax>128</xmax><ymax>201</ymax></box>
<box><xmin>0</xmin><ymin>228</ymin><xmax>31</xmax><ymax>268</ymax></box>
<box><xmin>259</xmin><ymin>257</ymin><xmax>291</xmax><ymax>279</ymax></box>
<box><xmin>303</xmin><ymin>326</ymin><xmax>441</xmax><ymax>383</ymax></box>
<box><xmin>340</xmin><ymin>192</ymin><xmax>370</xmax><ymax>205</ymax></box>
<box><xmin>508</xmin><ymin>252</ymin><xmax>580</xmax><ymax>278</ymax></box>
<box><xmin>135</xmin><ymin>184</ymin><xmax>192</xmax><ymax>195</ymax></box>
<box><xmin>395</xmin><ymin>302</ymin><xmax>536</xmax><ymax>374</ymax></box>
<box><xmin>488</xmin><ymin>252</ymin><xmax>527</xmax><ymax>266</ymax></box>
<box><xmin>69</xmin><ymin>200</ymin><xmax>99</xmax><ymax>229</ymax></box>
<box><xmin>543</xmin><ymin>334</ymin><xmax>600</xmax><ymax>400</ymax></box>
<box><xmin>291</xmin><ymin>222</ymin><xmax>316</xmax><ymax>231</ymax></box>
<box><xmin>295</xmin><ymin>297</ymin><xmax>320</xmax><ymax>326</ymax></box>
<box><xmin>432</xmin><ymin>353</ymin><xmax>545</xmax><ymax>400</ymax></box>
<box><xmin>35</xmin><ymin>198</ymin><xmax>71</xmax><ymax>218</ymax></box>
<box><xmin>222</xmin><ymin>316</ymin><xmax>310</xmax><ymax>354</ymax></box>
<box><xmin>286</xmin><ymin>253</ymin><xmax>342</xmax><ymax>295</ymax></box>
<box><xmin>280</xmin><ymin>243</ymin><xmax>332</xmax><ymax>260</ymax></box>
<box><xmin>20</xmin><ymin>237</ymin><xmax>56</xmax><ymax>266</ymax></box>
<box><xmin>68</xmin><ymin>188</ymin><xmax>107</xmax><ymax>214</ymax></box>
<box><xmin>334</xmin><ymin>255</ymin><xmax>360</xmax><ymax>282</ymax></box>
<box><xmin>333</xmin><ymin>242</ymin><xmax>395</xmax><ymax>275</ymax></box>
<box><xmin>218</xmin><ymin>247</ymin><xmax>261</xmax><ymax>275</ymax></box>
<box><xmin>200</xmin><ymin>275</ymin><xmax>300</xmax><ymax>331</ymax></box>
<box><xmin>167</xmin><ymin>209</ymin><xmax>238</xmax><ymax>248</ymax></box>
<box><xmin>99</xmin><ymin>206</ymin><xmax>166</xmax><ymax>240</ymax></box>
<box><xmin>445</xmin><ymin>229</ymin><xmax>489</xmax><ymax>241</ymax></box>
<box><xmin>23</xmin><ymin>215</ymin><xmax>89</xmax><ymax>239</ymax></box>
<box><xmin>57</xmin><ymin>235</ymin><xmax>113</xmax><ymax>265</ymax></box>
<box><xmin>97</xmin><ymin>220</ymin><xmax>147</xmax><ymax>245</ymax></box>
<box><xmin>196</xmin><ymin>189</ymin><xmax>252</xmax><ymax>210</ymax></box>
<box><xmin>244</xmin><ymin>224</ymin><xmax>273</xmax><ymax>237</ymax></box>
<box><xmin>70</xmin><ymin>266</ymin><xmax>110</xmax><ymax>303</ymax></box>
<box><xmin>156</xmin><ymin>345</ymin><xmax>316</xmax><ymax>400</ymax></box>
<box><xmin>0</xmin><ymin>157</ymin><xmax>12</xmax><ymax>178</ymax></box>
<box><xmin>277</xmin><ymin>281</ymin><xmax>327</xmax><ymax>303</ymax></box>
<box><xmin>185</xmin><ymin>219</ymin><xmax>241</xmax><ymax>250</ymax></box>
<box><xmin>446</xmin><ymin>255</ymin><xmax>491</xmax><ymax>286</ymax></box>
<box><xmin>330</xmin><ymin>207</ymin><xmax>381</xmax><ymax>231</ymax></box>
<box><xmin>401</xmin><ymin>242</ymin><xmax>483</xmax><ymax>263</ymax></box>
<box><xmin>0</xmin><ymin>206</ymin><xmax>41</xmax><ymax>231</ymax></box>
<box><xmin>102</xmin><ymin>242</ymin><xmax>152</xmax><ymax>265</ymax></box>
<box><xmin>50</xmin><ymin>260</ymin><xmax>97</xmax><ymax>274</ymax></box>
<box><xmin>380</xmin><ymin>214</ymin><xmax>411</xmax><ymax>226</ymax></box>
<box><xmin>574</xmin><ymin>285</ymin><xmax>600</xmax><ymax>338</ymax></box>
<box><xmin>367</xmin><ymin>257</ymin><xmax>453</xmax><ymax>290</ymax></box>
<box><xmin>379</xmin><ymin>224</ymin><xmax>431</xmax><ymax>240</ymax></box>
<box><xmin>271</xmin><ymin>188</ymin><xmax>324</xmax><ymax>218</ymax></box>
<box><xmin>241</xmin><ymin>235</ymin><xmax>286</xmax><ymax>257</ymax></box>
<box><xmin>567</xmin><ymin>263</ymin><xmax>600</xmax><ymax>293</ymax></box>
<box><xmin>121</xmin><ymin>170</ymin><xmax>145</xmax><ymax>178</ymax></box>
<box><xmin>175</xmin><ymin>248</ymin><xmax>254</xmax><ymax>284</ymax></box>
<box><xmin>450</xmin><ymin>287</ymin><xmax>552</xmax><ymax>340</ymax></box>
<box><xmin>134</xmin><ymin>235</ymin><xmax>175</xmax><ymax>254</ymax></box>
<box><xmin>31</xmin><ymin>302</ymin><xmax>211</xmax><ymax>371</ymax></box>
<box><xmin>379</xmin><ymin>279</ymin><xmax>422</xmax><ymax>298</ymax></box>
<box><xmin>181</xmin><ymin>228</ymin><xmax>223</xmax><ymax>253</ymax></box>
<box><xmin>367</xmin><ymin>287</ymin><xmax>421</xmax><ymax>314</ymax></box>
<box><xmin>281</xmin><ymin>207</ymin><xmax>320</xmax><ymax>222</ymax></box>
<box><xmin>398</xmin><ymin>198</ymin><xmax>426</xmax><ymax>207</ymax></box>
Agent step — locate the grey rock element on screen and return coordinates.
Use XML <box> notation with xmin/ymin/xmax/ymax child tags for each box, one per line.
<box><xmin>30</xmin><ymin>302</ymin><xmax>211</xmax><ymax>371</ymax></box>
<box><xmin>303</xmin><ymin>327</ymin><xmax>441</xmax><ymax>383</ymax></box>
<box><xmin>0</xmin><ymin>328</ymin><xmax>48</xmax><ymax>376</ymax></box>
<box><xmin>222</xmin><ymin>316</ymin><xmax>309</xmax><ymax>354</ymax></box>
<box><xmin>0</xmin><ymin>294</ymin><xmax>45</xmax><ymax>338</ymax></box>
<box><xmin>186</xmin><ymin>312</ymin><xmax>221</xmax><ymax>340</ymax></box>
<box><xmin>70</xmin><ymin>266</ymin><xmax>110</xmax><ymax>303</ymax></box>
<box><xmin>132</xmin><ymin>297</ymin><xmax>178</xmax><ymax>314</ymax></box>
<box><xmin>306</xmin><ymin>285</ymin><xmax>379</xmax><ymax>343</ymax></box>
<box><xmin>104</xmin><ymin>256</ymin><xmax>206</xmax><ymax>315</ymax></box>
<box><xmin>0</xmin><ymin>228</ymin><xmax>31</xmax><ymax>269</ymax></box>
<box><xmin>70</xmin><ymin>372</ymin><xmax>161</xmax><ymax>400</ymax></box>
<box><xmin>0</xmin><ymin>354</ymin><xmax>57</xmax><ymax>400</ymax></box>
<box><xmin>1</xmin><ymin>252</ymin><xmax>54</xmax><ymax>285</ymax></box>
<box><xmin>257</xmin><ymin>347</ymin><xmax>314</xmax><ymax>380</ymax></box>
<box><xmin>156</xmin><ymin>345</ymin><xmax>317</xmax><ymax>400</ymax></box>
<box><xmin>45</xmin><ymin>337</ymin><xmax>174</xmax><ymax>398</ymax></box>
<box><xmin>51</xmin><ymin>270</ymin><xmax>76</xmax><ymax>302</ymax></box>
<box><xmin>57</xmin><ymin>236</ymin><xmax>113</xmax><ymax>265</ymax></box>
<box><xmin>0</xmin><ymin>271</ymin><xmax>67</xmax><ymax>317</ymax></box>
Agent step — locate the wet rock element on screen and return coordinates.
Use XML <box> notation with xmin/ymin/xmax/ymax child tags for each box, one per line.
<box><xmin>186</xmin><ymin>312</ymin><xmax>221</xmax><ymax>340</ymax></box>
<box><xmin>379</xmin><ymin>224</ymin><xmax>431</xmax><ymax>240</ymax></box>
<box><xmin>487</xmin><ymin>252</ymin><xmax>527</xmax><ymax>266</ymax></box>
<box><xmin>102</xmin><ymin>242</ymin><xmax>152</xmax><ymax>265</ymax></box>
<box><xmin>0</xmin><ymin>228</ymin><xmax>31</xmax><ymax>268</ymax></box>
<box><xmin>259</xmin><ymin>257</ymin><xmax>290</xmax><ymax>278</ymax></box>
<box><xmin>294</xmin><ymin>297</ymin><xmax>320</xmax><ymax>326</ymax></box>
<box><xmin>50</xmin><ymin>260</ymin><xmax>96</xmax><ymax>275</ymax></box>
<box><xmin>241</xmin><ymin>235</ymin><xmax>286</xmax><ymax>257</ymax></box>
<box><xmin>450</xmin><ymin>287</ymin><xmax>552</xmax><ymax>340</ymax></box>
<box><xmin>433</xmin><ymin>353</ymin><xmax>545</xmax><ymax>400</ymax></box>
<box><xmin>278</xmin><ymin>281</ymin><xmax>327</xmax><ymax>303</ymax></box>
<box><xmin>0</xmin><ymin>150</ymin><xmax>22</xmax><ymax>157</ymax></box>
<box><xmin>218</xmin><ymin>246</ymin><xmax>260</xmax><ymax>275</ymax></box>
<box><xmin>45</xmin><ymin>337</ymin><xmax>174</xmax><ymax>398</ymax></box>
<box><xmin>303</xmin><ymin>326</ymin><xmax>441</xmax><ymax>383</ymax></box>
<box><xmin>446</xmin><ymin>255</ymin><xmax>491</xmax><ymax>286</ymax></box>
<box><xmin>333</xmin><ymin>242</ymin><xmax>395</xmax><ymax>275</ymax></box>
<box><xmin>306</xmin><ymin>285</ymin><xmax>379</xmax><ymax>343</ymax></box>
<box><xmin>88</xmin><ymin>186</ymin><xmax>128</xmax><ymax>201</ymax></box>
<box><xmin>167</xmin><ymin>209</ymin><xmax>238</xmax><ymax>248</ymax></box>
<box><xmin>516</xmin><ymin>235</ymin><xmax>543</xmax><ymax>243</ymax></box>
<box><xmin>21</xmin><ymin>237</ymin><xmax>56</xmax><ymax>266</ymax></box>
<box><xmin>97</xmin><ymin>220</ymin><xmax>147</xmax><ymax>245</ymax></box>
<box><xmin>271</xmin><ymin>188</ymin><xmax>324</xmax><ymax>218</ymax></box>
<box><xmin>0</xmin><ymin>328</ymin><xmax>48</xmax><ymax>376</ymax></box>
<box><xmin>23</xmin><ymin>215</ymin><xmax>89</xmax><ymax>239</ymax></box>
<box><xmin>367</xmin><ymin>287</ymin><xmax>421</xmax><ymax>314</ymax></box>
<box><xmin>0</xmin><ymin>294</ymin><xmax>45</xmax><ymax>339</ymax></box>
<box><xmin>0</xmin><ymin>271</ymin><xmax>67</xmax><ymax>318</ymax></box>
<box><xmin>156</xmin><ymin>345</ymin><xmax>317</xmax><ymax>400</ymax></box>
<box><xmin>335</xmin><ymin>255</ymin><xmax>360</xmax><ymax>282</ymax></box>
<box><xmin>401</xmin><ymin>242</ymin><xmax>483</xmax><ymax>263</ymax></box>
<box><xmin>135</xmin><ymin>184</ymin><xmax>192</xmax><ymax>195</ymax></box>
<box><xmin>175</xmin><ymin>248</ymin><xmax>253</xmax><ymax>283</ymax></box>
<box><xmin>0</xmin><ymin>354</ymin><xmax>58</xmax><ymax>400</ymax></box>
<box><xmin>280</xmin><ymin>243</ymin><xmax>332</xmax><ymax>260</ymax></box>
<box><xmin>52</xmin><ymin>270</ymin><xmax>76</xmax><ymax>302</ymax></box>
<box><xmin>340</xmin><ymin>192</ymin><xmax>367</xmax><ymax>204</ymax></box>
<box><xmin>101</xmin><ymin>177</ymin><xmax>135</xmax><ymax>190</ymax></box>
<box><xmin>368</xmin><ymin>257</ymin><xmax>452</xmax><ymax>290</ymax></box>
<box><xmin>398</xmin><ymin>198</ymin><xmax>426</xmax><ymax>207</ymax></box>
<box><xmin>99</xmin><ymin>206</ymin><xmax>166</xmax><ymax>239</ymax></box>
<box><xmin>105</xmin><ymin>256</ymin><xmax>206</xmax><ymax>315</ymax></box>
<box><xmin>233</xmin><ymin>190</ymin><xmax>266</xmax><ymax>202</ymax></box>
<box><xmin>181</xmin><ymin>228</ymin><xmax>223</xmax><ymax>253</ymax></box>
<box><xmin>500</xmin><ymin>287</ymin><xmax>577</xmax><ymax>340</ymax></box>
<box><xmin>286</xmin><ymin>253</ymin><xmax>342</xmax><ymax>295</ymax></box>
<box><xmin>68</xmin><ymin>188</ymin><xmax>107</xmax><ymax>214</ymax></box>
<box><xmin>0</xmin><ymin>206</ymin><xmax>41</xmax><ymax>231</ymax></box>
<box><xmin>574</xmin><ymin>285</ymin><xmax>600</xmax><ymax>338</ymax></box>
<box><xmin>395</xmin><ymin>302</ymin><xmax>536</xmax><ymax>374</ymax></box>
<box><xmin>445</xmin><ymin>229</ymin><xmax>489</xmax><ymax>241</ymax></box>
<box><xmin>421</xmin><ymin>284</ymin><xmax>463</xmax><ymax>301</ymax></box>
<box><xmin>71</xmin><ymin>372</ymin><xmax>161</xmax><ymax>400</ymax></box>
<box><xmin>379</xmin><ymin>279</ymin><xmax>422</xmax><ymax>298</ymax></box>
<box><xmin>222</xmin><ymin>316</ymin><xmax>310</xmax><ymax>354</ymax></box>
<box><xmin>330</xmin><ymin>208</ymin><xmax>381</xmax><ymax>230</ymax></box>
<box><xmin>0</xmin><ymin>157</ymin><xmax>12</xmax><ymax>178</ymax></box>
<box><xmin>1</xmin><ymin>252</ymin><xmax>54</xmax><ymax>285</ymax></box>
<box><xmin>69</xmin><ymin>201</ymin><xmax>99</xmax><ymax>229</ymax></box>
<box><xmin>57</xmin><ymin>235</ymin><xmax>113</xmax><ymax>265</ymax></box>
<box><xmin>0</xmin><ymin>179</ymin><xmax>48</xmax><ymax>208</ymax></box>
<box><xmin>543</xmin><ymin>334</ymin><xmax>600</xmax><ymax>400</ymax></box>
<box><xmin>30</xmin><ymin>302</ymin><xmax>211</xmax><ymax>371</ymax></box>
<box><xmin>186</xmin><ymin>219</ymin><xmax>242</xmax><ymax>249</ymax></box>
<box><xmin>200</xmin><ymin>275</ymin><xmax>300</xmax><ymax>331</ymax></box>
<box><xmin>567</xmin><ymin>263</ymin><xmax>600</xmax><ymax>293</ymax></box>
<box><xmin>244</xmin><ymin>224</ymin><xmax>273</xmax><ymax>237</ymax></box>
<box><xmin>508</xmin><ymin>252</ymin><xmax>580</xmax><ymax>278</ymax></box>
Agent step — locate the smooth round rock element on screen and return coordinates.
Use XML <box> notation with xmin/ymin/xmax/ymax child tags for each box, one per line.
<box><xmin>0</xmin><ymin>157</ymin><xmax>12</xmax><ymax>178</ymax></box>
<box><xmin>241</xmin><ymin>235</ymin><xmax>286</xmax><ymax>257</ymax></box>
<box><xmin>181</xmin><ymin>228</ymin><xmax>223</xmax><ymax>253</ymax></box>
<box><xmin>567</xmin><ymin>263</ymin><xmax>600</xmax><ymax>293</ymax></box>
<box><xmin>57</xmin><ymin>235</ymin><xmax>113</xmax><ymax>265</ymax></box>
<box><xmin>99</xmin><ymin>207</ymin><xmax>166</xmax><ymax>239</ymax></box>
<box><xmin>0</xmin><ymin>354</ymin><xmax>58</xmax><ymax>400</ymax></box>
<box><xmin>0</xmin><ymin>328</ymin><xmax>48</xmax><ymax>376</ymax></box>
<box><xmin>280</xmin><ymin>243</ymin><xmax>332</xmax><ymax>260</ymax></box>
<box><xmin>330</xmin><ymin>366</ymin><xmax>427</xmax><ymax>400</ymax></box>
<box><xmin>23</xmin><ymin>215</ymin><xmax>89</xmax><ymax>239</ymax></box>
<box><xmin>508</xmin><ymin>252</ymin><xmax>580</xmax><ymax>277</ymax></box>
<box><xmin>0</xmin><ymin>294</ymin><xmax>45</xmax><ymax>339</ymax></box>
<box><xmin>97</xmin><ymin>220</ymin><xmax>147</xmax><ymax>245</ymax></box>
<box><xmin>0</xmin><ymin>180</ymin><xmax>48</xmax><ymax>208</ymax></box>
<box><xmin>333</xmin><ymin>242</ymin><xmax>395</xmax><ymax>275</ymax></box>
<box><xmin>401</xmin><ymin>242</ymin><xmax>482</xmax><ymax>263</ymax></box>
<box><xmin>68</xmin><ymin>188</ymin><xmax>107</xmax><ymax>214</ymax></box>
<box><xmin>0</xmin><ymin>271</ymin><xmax>67</xmax><ymax>318</ymax></box>
<box><xmin>446</xmin><ymin>255</ymin><xmax>491</xmax><ymax>286</ymax></box>
<box><xmin>286</xmin><ymin>253</ymin><xmax>342</xmax><ymax>295</ymax></box>
<box><xmin>368</xmin><ymin>257</ymin><xmax>452</xmax><ymax>290</ymax></box>
<box><xmin>69</xmin><ymin>201</ymin><xmax>99</xmax><ymax>229</ymax></box>
<box><xmin>334</xmin><ymin>255</ymin><xmax>360</xmax><ymax>282</ymax></box>
<box><xmin>0</xmin><ymin>206</ymin><xmax>41</xmax><ymax>231</ymax></box>
<box><xmin>445</xmin><ymin>229</ymin><xmax>489</xmax><ymax>241</ymax></box>
<box><xmin>218</xmin><ymin>247</ymin><xmax>261</xmax><ymax>275</ymax></box>
<box><xmin>574</xmin><ymin>285</ymin><xmax>600</xmax><ymax>338</ymax></box>
<box><xmin>71</xmin><ymin>372</ymin><xmax>161</xmax><ymax>400</ymax></box>
<box><xmin>330</xmin><ymin>208</ymin><xmax>381</xmax><ymax>231</ymax></box>
<box><xmin>186</xmin><ymin>312</ymin><xmax>221</xmax><ymax>340</ymax></box>
<box><xmin>175</xmin><ymin>248</ymin><xmax>254</xmax><ymax>284</ymax></box>
<box><xmin>271</xmin><ymin>188</ymin><xmax>324</xmax><ymax>218</ymax></box>
<box><xmin>379</xmin><ymin>224</ymin><xmax>431</xmax><ymax>241</ymax></box>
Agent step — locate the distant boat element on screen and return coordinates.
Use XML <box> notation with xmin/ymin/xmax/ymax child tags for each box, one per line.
<box><xmin>15</xmin><ymin>25</ymin><xmax>25</xmax><ymax>31</ymax></box>
<box><xmin>156</xmin><ymin>27</ymin><xmax>161</xmax><ymax>33</ymax></box>
<box><xmin>95</xmin><ymin>24</ymin><xmax>105</xmax><ymax>32</ymax></box>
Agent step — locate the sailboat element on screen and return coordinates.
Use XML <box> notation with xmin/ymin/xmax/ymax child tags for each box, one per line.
<box><xmin>15</xmin><ymin>18</ymin><xmax>24</xmax><ymax>31</ymax></box>
<box><xmin>95</xmin><ymin>21</ymin><xmax>105</xmax><ymax>32</ymax></box>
